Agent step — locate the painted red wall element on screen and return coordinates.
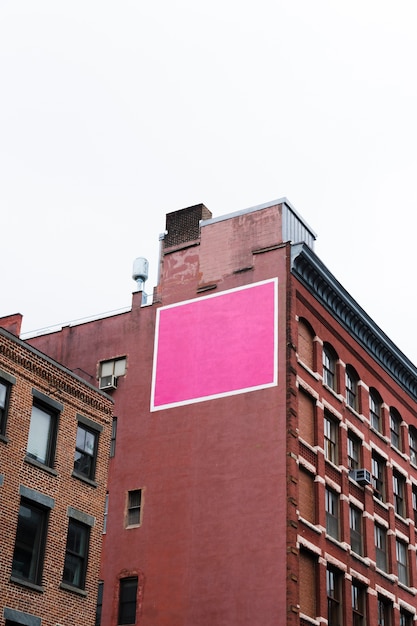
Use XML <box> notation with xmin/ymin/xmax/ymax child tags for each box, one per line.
<box><xmin>29</xmin><ymin>204</ymin><xmax>293</xmax><ymax>626</ymax></box>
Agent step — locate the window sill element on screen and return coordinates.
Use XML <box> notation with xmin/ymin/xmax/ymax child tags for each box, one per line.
<box><xmin>71</xmin><ymin>470</ymin><xmax>98</xmax><ymax>488</ymax></box>
<box><xmin>398</xmin><ymin>582</ymin><xmax>417</xmax><ymax>596</ymax></box>
<box><xmin>325</xmin><ymin>534</ymin><xmax>348</xmax><ymax>550</ymax></box>
<box><xmin>10</xmin><ymin>575</ymin><xmax>44</xmax><ymax>593</ymax></box>
<box><xmin>60</xmin><ymin>581</ymin><xmax>88</xmax><ymax>597</ymax></box>
<box><xmin>370</xmin><ymin>427</ymin><xmax>389</xmax><ymax>445</ymax></box>
<box><xmin>298</xmin><ymin>517</ymin><xmax>322</xmax><ymax>535</ymax></box>
<box><xmin>375</xmin><ymin>567</ymin><xmax>396</xmax><ymax>583</ymax></box>
<box><xmin>322</xmin><ymin>384</ymin><xmax>343</xmax><ymax>403</ymax></box>
<box><xmin>351</xmin><ymin>552</ymin><xmax>371</xmax><ymax>567</ymax></box>
<box><xmin>0</xmin><ymin>433</ymin><xmax>9</xmax><ymax>444</ymax></box>
<box><xmin>125</xmin><ymin>523</ymin><xmax>141</xmax><ymax>530</ymax></box>
<box><xmin>299</xmin><ymin>613</ymin><xmax>320</xmax><ymax>626</ymax></box>
<box><xmin>24</xmin><ymin>456</ymin><xmax>58</xmax><ymax>476</ymax></box>
<box><xmin>373</xmin><ymin>496</ymin><xmax>389</xmax><ymax>510</ymax></box>
<box><xmin>297</xmin><ymin>359</ymin><xmax>320</xmax><ymax>380</ymax></box>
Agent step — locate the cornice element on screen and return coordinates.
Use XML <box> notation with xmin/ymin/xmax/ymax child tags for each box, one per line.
<box><xmin>291</xmin><ymin>243</ymin><xmax>417</xmax><ymax>402</ymax></box>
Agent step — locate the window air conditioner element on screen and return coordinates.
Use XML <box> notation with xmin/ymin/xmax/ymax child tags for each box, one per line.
<box><xmin>99</xmin><ymin>374</ymin><xmax>118</xmax><ymax>391</ymax></box>
<box><xmin>349</xmin><ymin>468</ymin><xmax>371</xmax><ymax>486</ymax></box>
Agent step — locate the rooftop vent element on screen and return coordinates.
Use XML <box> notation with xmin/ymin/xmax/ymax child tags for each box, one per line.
<box><xmin>132</xmin><ymin>257</ymin><xmax>149</xmax><ymax>304</ymax></box>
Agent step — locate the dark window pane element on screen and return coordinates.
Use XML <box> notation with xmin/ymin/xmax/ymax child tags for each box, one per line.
<box><xmin>119</xmin><ymin>577</ymin><xmax>138</xmax><ymax>625</ymax></box>
<box><xmin>12</xmin><ymin>501</ymin><xmax>47</xmax><ymax>584</ymax></box>
<box><xmin>74</xmin><ymin>424</ymin><xmax>97</xmax><ymax>480</ymax></box>
<box><xmin>63</xmin><ymin>520</ymin><xmax>89</xmax><ymax>589</ymax></box>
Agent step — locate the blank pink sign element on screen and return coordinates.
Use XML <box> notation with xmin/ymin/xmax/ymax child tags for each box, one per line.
<box><xmin>151</xmin><ymin>278</ymin><xmax>278</xmax><ymax>410</ymax></box>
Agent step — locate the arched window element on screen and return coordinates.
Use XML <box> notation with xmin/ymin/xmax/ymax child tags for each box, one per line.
<box><xmin>323</xmin><ymin>343</ymin><xmax>338</xmax><ymax>391</ymax></box>
<box><xmin>298</xmin><ymin>318</ymin><xmax>315</xmax><ymax>371</ymax></box>
<box><xmin>345</xmin><ymin>365</ymin><xmax>359</xmax><ymax>411</ymax></box>
<box><xmin>409</xmin><ymin>426</ymin><xmax>417</xmax><ymax>466</ymax></box>
<box><xmin>389</xmin><ymin>407</ymin><xmax>402</xmax><ymax>451</ymax></box>
<box><xmin>369</xmin><ymin>388</ymin><xmax>382</xmax><ymax>433</ymax></box>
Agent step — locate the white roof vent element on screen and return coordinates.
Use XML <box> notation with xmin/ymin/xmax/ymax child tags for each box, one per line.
<box><xmin>132</xmin><ymin>257</ymin><xmax>149</xmax><ymax>304</ymax></box>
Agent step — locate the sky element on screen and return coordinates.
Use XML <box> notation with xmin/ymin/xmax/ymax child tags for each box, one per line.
<box><xmin>1</xmin><ymin>2</ymin><xmax>417</xmax><ymax>363</ymax></box>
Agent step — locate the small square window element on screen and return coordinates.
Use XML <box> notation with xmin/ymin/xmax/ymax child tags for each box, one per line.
<box><xmin>63</xmin><ymin>519</ymin><xmax>90</xmax><ymax>589</ymax></box>
<box><xmin>74</xmin><ymin>424</ymin><xmax>98</xmax><ymax>481</ymax></box>
<box><xmin>27</xmin><ymin>402</ymin><xmax>58</xmax><ymax>467</ymax></box>
<box><xmin>12</xmin><ymin>499</ymin><xmax>48</xmax><ymax>585</ymax></box>
<box><xmin>127</xmin><ymin>489</ymin><xmax>142</xmax><ymax>527</ymax></box>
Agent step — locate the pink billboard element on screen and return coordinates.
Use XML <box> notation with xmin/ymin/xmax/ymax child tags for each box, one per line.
<box><xmin>151</xmin><ymin>278</ymin><xmax>278</xmax><ymax>410</ymax></box>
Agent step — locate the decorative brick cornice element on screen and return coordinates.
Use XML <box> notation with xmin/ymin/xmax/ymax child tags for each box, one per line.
<box><xmin>0</xmin><ymin>330</ymin><xmax>113</xmax><ymax>415</ymax></box>
<box><xmin>291</xmin><ymin>243</ymin><xmax>417</xmax><ymax>401</ymax></box>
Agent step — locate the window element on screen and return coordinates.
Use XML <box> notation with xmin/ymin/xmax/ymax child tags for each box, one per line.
<box><xmin>390</xmin><ymin>408</ymin><xmax>402</xmax><ymax>450</ymax></box>
<box><xmin>99</xmin><ymin>357</ymin><xmax>127</xmax><ymax>390</ymax></box>
<box><xmin>63</xmin><ymin>519</ymin><xmax>90</xmax><ymax>589</ymax></box>
<box><xmin>12</xmin><ymin>499</ymin><xmax>48</xmax><ymax>585</ymax></box>
<box><xmin>299</xmin><ymin>468</ymin><xmax>315</xmax><ymax>523</ymax></box>
<box><xmin>369</xmin><ymin>388</ymin><xmax>382</xmax><ymax>432</ymax></box>
<box><xmin>110</xmin><ymin>417</ymin><xmax>117</xmax><ymax>457</ymax></box>
<box><xmin>396</xmin><ymin>539</ymin><xmax>408</xmax><ymax>586</ymax></box>
<box><xmin>327</xmin><ymin>568</ymin><xmax>342</xmax><ymax>626</ymax></box>
<box><xmin>325</xmin><ymin>488</ymin><xmax>339</xmax><ymax>540</ymax></box>
<box><xmin>372</xmin><ymin>454</ymin><xmax>385</xmax><ymax>501</ymax></box>
<box><xmin>298</xmin><ymin>318</ymin><xmax>315</xmax><ymax>370</ymax></box>
<box><xmin>127</xmin><ymin>490</ymin><xmax>142</xmax><ymax>527</ymax></box>
<box><xmin>350</xmin><ymin>505</ymin><xmax>363</xmax><ymax>556</ymax></box>
<box><xmin>378</xmin><ymin>596</ymin><xmax>392</xmax><ymax>626</ymax></box>
<box><xmin>393</xmin><ymin>471</ymin><xmax>406</xmax><ymax>517</ymax></box>
<box><xmin>409</xmin><ymin>427</ymin><xmax>417</xmax><ymax>465</ymax></box>
<box><xmin>95</xmin><ymin>581</ymin><xmax>104</xmax><ymax>626</ymax></box>
<box><xmin>26</xmin><ymin>402</ymin><xmax>58</xmax><ymax>466</ymax></box>
<box><xmin>103</xmin><ymin>493</ymin><xmax>109</xmax><ymax>534</ymax></box>
<box><xmin>352</xmin><ymin>582</ymin><xmax>365</xmax><ymax>626</ymax></box>
<box><xmin>0</xmin><ymin>378</ymin><xmax>11</xmax><ymax>436</ymax></box>
<box><xmin>74</xmin><ymin>423</ymin><xmax>98</xmax><ymax>481</ymax></box>
<box><xmin>324</xmin><ymin>412</ymin><xmax>338</xmax><ymax>464</ymax></box>
<box><xmin>375</xmin><ymin>525</ymin><xmax>388</xmax><ymax>572</ymax></box>
<box><xmin>346</xmin><ymin>365</ymin><xmax>359</xmax><ymax>411</ymax></box>
<box><xmin>412</xmin><ymin>484</ymin><xmax>417</xmax><ymax>525</ymax></box>
<box><xmin>348</xmin><ymin>432</ymin><xmax>361</xmax><ymax>471</ymax></box>
<box><xmin>299</xmin><ymin>550</ymin><xmax>317</xmax><ymax>619</ymax></box>
<box><xmin>400</xmin><ymin>609</ymin><xmax>413</xmax><ymax>626</ymax></box>
<box><xmin>118</xmin><ymin>577</ymin><xmax>138</xmax><ymax>625</ymax></box>
<box><xmin>298</xmin><ymin>389</ymin><xmax>316</xmax><ymax>446</ymax></box>
<box><xmin>323</xmin><ymin>343</ymin><xmax>337</xmax><ymax>391</ymax></box>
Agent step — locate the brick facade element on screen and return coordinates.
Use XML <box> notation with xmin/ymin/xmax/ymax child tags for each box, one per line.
<box><xmin>26</xmin><ymin>198</ymin><xmax>417</xmax><ymax>625</ymax></box>
<box><xmin>0</xmin><ymin>326</ymin><xmax>112</xmax><ymax>626</ymax></box>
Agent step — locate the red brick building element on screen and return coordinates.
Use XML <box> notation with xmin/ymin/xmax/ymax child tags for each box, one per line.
<box><xmin>28</xmin><ymin>199</ymin><xmax>417</xmax><ymax>625</ymax></box>
<box><xmin>0</xmin><ymin>316</ymin><xmax>112</xmax><ymax>626</ymax></box>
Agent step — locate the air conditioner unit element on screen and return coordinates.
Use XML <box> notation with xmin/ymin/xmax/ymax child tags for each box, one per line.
<box><xmin>99</xmin><ymin>374</ymin><xmax>118</xmax><ymax>391</ymax></box>
<box><xmin>349</xmin><ymin>468</ymin><xmax>372</xmax><ymax>486</ymax></box>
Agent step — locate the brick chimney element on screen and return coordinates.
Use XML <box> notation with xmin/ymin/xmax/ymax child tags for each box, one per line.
<box><xmin>164</xmin><ymin>204</ymin><xmax>212</xmax><ymax>248</ymax></box>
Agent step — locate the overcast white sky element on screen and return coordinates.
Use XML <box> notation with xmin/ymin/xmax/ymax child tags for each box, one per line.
<box><xmin>1</xmin><ymin>2</ymin><xmax>417</xmax><ymax>363</ymax></box>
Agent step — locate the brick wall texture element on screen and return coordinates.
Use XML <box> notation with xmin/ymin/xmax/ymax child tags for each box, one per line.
<box><xmin>0</xmin><ymin>329</ymin><xmax>112</xmax><ymax>626</ymax></box>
